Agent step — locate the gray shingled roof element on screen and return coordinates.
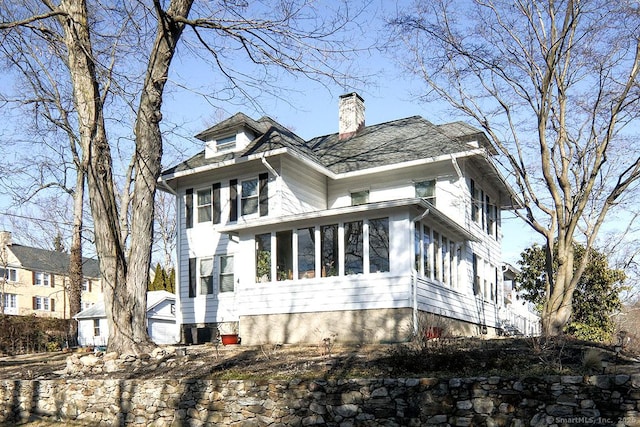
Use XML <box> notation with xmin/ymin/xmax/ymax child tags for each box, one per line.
<box><xmin>162</xmin><ymin>114</ymin><xmax>488</xmax><ymax>179</ymax></box>
<box><xmin>9</xmin><ymin>244</ymin><xmax>101</xmax><ymax>278</ymax></box>
<box><xmin>308</xmin><ymin>116</ymin><xmax>475</xmax><ymax>174</ymax></box>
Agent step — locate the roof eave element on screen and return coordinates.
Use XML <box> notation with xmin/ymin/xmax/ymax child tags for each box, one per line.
<box><xmin>218</xmin><ymin>198</ymin><xmax>479</xmax><ymax>243</ymax></box>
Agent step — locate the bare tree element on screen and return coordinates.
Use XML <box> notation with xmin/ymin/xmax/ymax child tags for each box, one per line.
<box><xmin>390</xmin><ymin>0</ymin><xmax>640</xmax><ymax>335</ymax></box>
<box><xmin>1</xmin><ymin>0</ymin><xmax>366</xmax><ymax>354</ymax></box>
<box><xmin>0</xmin><ymin>32</ymin><xmax>87</xmax><ymax>335</ymax></box>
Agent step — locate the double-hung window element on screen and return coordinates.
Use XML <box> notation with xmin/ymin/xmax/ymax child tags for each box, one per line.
<box><xmin>34</xmin><ymin>272</ymin><xmax>51</xmax><ymax>287</ymax></box>
<box><xmin>199</xmin><ymin>258</ymin><xmax>214</xmax><ymax>295</ymax></box>
<box><xmin>235</xmin><ymin>173</ymin><xmax>269</xmax><ymax>219</ymax></box>
<box><xmin>3</xmin><ymin>293</ymin><xmax>16</xmax><ymax>309</ymax></box>
<box><xmin>0</xmin><ymin>267</ymin><xmax>17</xmax><ymax>282</ymax></box>
<box><xmin>219</xmin><ymin>255</ymin><xmax>234</xmax><ymax>293</ymax></box>
<box><xmin>33</xmin><ymin>296</ymin><xmax>52</xmax><ymax>311</ymax></box>
<box><xmin>241</xmin><ymin>179</ymin><xmax>259</xmax><ymax>216</ymax></box>
<box><xmin>197</xmin><ymin>188</ymin><xmax>212</xmax><ymax>223</ymax></box>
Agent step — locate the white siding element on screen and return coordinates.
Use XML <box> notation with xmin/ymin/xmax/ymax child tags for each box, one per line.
<box><xmin>77</xmin><ymin>318</ymin><xmax>108</xmax><ymax>347</ymax></box>
<box><xmin>238</xmin><ymin>274</ymin><xmax>412</xmax><ymax>316</ymax></box>
<box><xmin>148</xmin><ymin>319</ymin><xmax>178</xmax><ymax>345</ymax></box>
<box><xmin>416</xmin><ymin>277</ymin><xmax>500</xmax><ymax>328</ymax></box>
<box><xmin>326</xmin><ymin>162</ymin><xmax>456</xmax><ymax>208</ymax></box>
<box><xmin>280</xmin><ymin>156</ymin><xmax>327</xmax><ymax>214</ymax></box>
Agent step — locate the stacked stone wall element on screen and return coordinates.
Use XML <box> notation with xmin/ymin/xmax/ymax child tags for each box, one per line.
<box><xmin>1</xmin><ymin>375</ymin><xmax>639</xmax><ymax>426</ymax></box>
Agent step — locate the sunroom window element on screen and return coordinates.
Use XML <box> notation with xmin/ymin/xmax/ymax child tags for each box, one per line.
<box><xmin>344</xmin><ymin>220</ymin><xmax>364</xmax><ymax>275</ymax></box>
<box><xmin>256</xmin><ymin>233</ymin><xmax>271</xmax><ymax>282</ymax></box>
<box><xmin>276</xmin><ymin>231</ymin><xmax>293</xmax><ymax>281</ymax></box>
<box><xmin>321</xmin><ymin>224</ymin><xmax>339</xmax><ymax>277</ymax></box>
<box><xmin>297</xmin><ymin>228</ymin><xmax>315</xmax><ymax>279</ymax></box>
<box><xmin>368</xmin><ymin>218</ymin><xmax>389</xmax><ymax>273</ymax></box>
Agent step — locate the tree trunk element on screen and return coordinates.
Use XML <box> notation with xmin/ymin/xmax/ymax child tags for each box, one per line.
<box><xmin>122</xmin><ymin>0</ymin><xmax>194</xmax><ymax>351</ymax></box>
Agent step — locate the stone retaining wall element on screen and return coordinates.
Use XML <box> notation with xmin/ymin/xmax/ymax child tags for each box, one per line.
<box><xmin>1</xmin><ymin>375</ymin><xmax>640</xmax><ymax>426</ymax></box>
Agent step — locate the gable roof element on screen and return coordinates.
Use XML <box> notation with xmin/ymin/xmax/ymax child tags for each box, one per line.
<box><xmin>8</xmin><ymin>244</ymin><xmax>101</xmax><ymax>278</ymax></box>
<box><xmin>73</xmin><ymin>291</ymin><xmax>175</xmax><ymax>319</ymax></box>
<box><xmin>161</xmin><ymin>115</ymin><xmax>488</xmax><ymax>179</ymax></box>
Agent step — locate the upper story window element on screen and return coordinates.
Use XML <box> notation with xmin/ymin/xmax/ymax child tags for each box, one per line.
<box><xmin>415</xmin><ymin>180</ymin><xmax>436</xmax><ymax>203</ymax></box>
<box><xmin>215</xmin><ymin>135</ymin><xmax>236</xmax><ymax>151</ymax></box>
<box><xmin>232</xmin><ymin>173</ymin><xmax>269</xmax><ymax>221</ymax></box>
<box><xmin>0</xmin><ymin>267</ymin><xmax>17</xmax><ymax>282</ymax></box>
<box><xmin>241</xmin><ymin>179</ymin><xmax>259</xmax><ymax>215</ymax></box>
<box><xmin>186</xmin><ymin>183</ymin><xmax>221</xmax><ymax>228</ymax></box>
<box><xmin>82</xmin><ymin>279</ymin><xmax>93</xmax><ymax>292</ymax></box>
<box><xmin>34</xmin><ymin>272</ymin><xmax>51</xmax><ymax>287</ymax></box>
<box><xmin>197</xmin><ymin>188</ymin><xmax>213</xmax><ymax>223</ymax></box>
<box><xmin>350</xmin><ymin>190</ymin><xmax>369</xmax><ymax>206</ymax></box>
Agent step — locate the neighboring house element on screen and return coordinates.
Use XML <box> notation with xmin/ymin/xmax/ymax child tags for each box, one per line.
<box><xmin>0</xmin><ymin>231</ymin><xmax>102</xmax><ymax>318</ymax></box>
<box><xmin>74</xmin><ymin>290</ymin><xmax>178</xmax><ymax>346</ymax></box>
<box><xmin>159</xmin><ymin>92</ymin><xmax>522</xmax><ymax>345</ymax></box>
<box><xmin>501</xmin><ymin>263</ymin><xmax>541</xmax><ymax>337</ymax></box>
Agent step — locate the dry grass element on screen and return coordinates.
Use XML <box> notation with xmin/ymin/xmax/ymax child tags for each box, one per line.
<box><xmin>0</xmin><ymin>336</ymin><xmax>637</xmax><ymax>381</ymax></box>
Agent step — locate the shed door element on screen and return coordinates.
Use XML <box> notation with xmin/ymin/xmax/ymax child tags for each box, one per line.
<box><xmin>148</xmin><ymin>319</ymin><xmax>178</xmax><ymax>345</ymax></box>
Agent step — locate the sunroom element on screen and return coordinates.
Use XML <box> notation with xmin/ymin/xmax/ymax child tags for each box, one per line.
<box><xmin>219</xmin><ymin>198</ymin><xmax>479</xmax><ymax>345</ymax></box>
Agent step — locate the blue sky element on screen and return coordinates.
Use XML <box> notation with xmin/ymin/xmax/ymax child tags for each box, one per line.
<box><xmin>157</xmin><ymin>52</ymin><xmax>539</xmax><ymax>265</ymax></box>
<box><xmin>0</xmin><ymin>0</ymin><xmax>540</xmax><ymax>264</ymax></box>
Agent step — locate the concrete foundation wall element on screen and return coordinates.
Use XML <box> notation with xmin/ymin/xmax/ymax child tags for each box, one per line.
<box><xmin>236</xmin><ymin>308</ymin><xmax>501</xmax><ymax>346</ymax></box>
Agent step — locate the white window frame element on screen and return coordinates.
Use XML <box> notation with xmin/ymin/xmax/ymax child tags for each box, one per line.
<box><xmin>215</xmin><ymin>135</ymin><xmax>236</xmax><ymax>151</ymax></box>
<box><xmin>1</xmin><ymin>267</ymin><xmax>17</xmax><ymax>282</ymax></box>
<box><xmin>4</xmin><ymin>293</ymin><xmax>17</xmax><ymax>309</ymax></box>
<box><xmin>415</xmin><ymin>179</ymin><xmax>436</xmax><ymax>202</ymax></box>
<box><xmin>199</xmin><ymin>257</ymin><xmax>214</xmax><ymax>295</ymax></box>
<box><xmin>196</xmin><ymin>187</ymin><xmax>213</xmax><ymax>223</ymax></box>
<box><xmin>219</xmin><ymin>255</ymin><xmax>235</xmax><ymax>293</ymax></box>
<box><xmin>240</xmin><ymin>178</ymin><xmax>260</xmax><ymax>217</ymax></box>
<box><xmin>350</xmin><ymin>189</ymin><xmax>369</xmax><ymax>206</ymax></box>
<box><xmin>34</xmin><ymin>272</ymin><xmax>50</xmax><ymax>287</ymax></box>
<box><xmin>35</xmin><ymin>296</ymin><xmax>50</xmax><ymax>311</ymax></box>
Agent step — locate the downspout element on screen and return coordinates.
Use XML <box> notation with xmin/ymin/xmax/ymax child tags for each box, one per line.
<box><xmin>410</xmin><ymin>209</ymin><xmax>430</xmax><ymax>337</ymax></box>
<box><xmin>261</xmin><ymin>156</ymin><xmax>281</xmax><ymax>211</ymax></box>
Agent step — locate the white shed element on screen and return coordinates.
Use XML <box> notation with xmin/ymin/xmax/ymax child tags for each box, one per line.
<box><xmin>74</xmin><ymin>290</ymin><xmax>178</xmax><ymax>346</ymax></box>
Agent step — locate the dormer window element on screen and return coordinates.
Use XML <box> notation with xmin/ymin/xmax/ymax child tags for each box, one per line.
<box><xmin>216</xmin><ymin>135</ymin><xmax>236</xmax><ymax>151</ymax></box>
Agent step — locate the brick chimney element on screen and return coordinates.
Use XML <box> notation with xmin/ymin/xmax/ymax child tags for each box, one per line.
<box><xmin>338</xmin><ymin>92</ymin><xmax>365</xmax><ymax>140</ymax></box>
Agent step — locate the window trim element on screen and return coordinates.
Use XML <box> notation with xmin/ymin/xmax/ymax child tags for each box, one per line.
<box><xmin>199</xmin><ymin>257</ymin><xmax>214</xmax><ymax>295</ymax></box>
<box><xmin>215</xmin><ymin>135</ymin><xmax>236</xmax><ymax>151</ymax></box>
<box><xmin>219</xmin><ymin>255</ymin><xmax>235</xmax><ymax>293</ymax></box>
<box><xmin>0</xmin><ymin>267</ymin><xmax>17</xmax><ymax>282</ymax></box>
<box><xmin>350</xmin><ymin>189</ymin><xmax>369</xmax><ymax>206</ymax></box>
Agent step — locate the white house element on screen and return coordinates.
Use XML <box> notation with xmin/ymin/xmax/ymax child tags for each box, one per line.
<box><xmin>74</xmin><ymin>290</ymin><xmax>178</xmax><ymax>346</ymax></box>
<box><xmin>159</xmin><ymin>93</ymin><xmax>522</xmax><ymax>345</ymax></box>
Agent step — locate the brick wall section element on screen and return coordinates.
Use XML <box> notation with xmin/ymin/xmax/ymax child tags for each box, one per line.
<box><xmin>1</xmin><ymin>375</ymin><xmax>640</xmax><ymax>426</ymax></box>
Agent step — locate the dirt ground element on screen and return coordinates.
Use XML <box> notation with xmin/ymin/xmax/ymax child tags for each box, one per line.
<box><xmin>1</xmin><ymin>337</ymin><xmax>638</xmax><ymax>382</ymax></box>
